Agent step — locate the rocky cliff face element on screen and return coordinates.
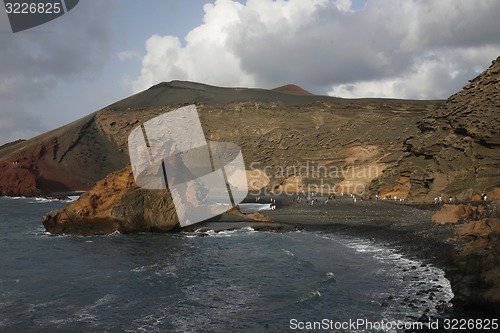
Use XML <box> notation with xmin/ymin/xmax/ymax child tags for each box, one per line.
<box><xmin>387</xmin><ymin>57</ymin><xmax>500</xmax><ymax>201</ymax></box>
<box><xmin>452</xmin><ymin>217</ymin><xmax>500</xmax><ymax>313</ymax></box>
<box><xmin>42</xmin><ymin>166</ymin><xmax>180</xmax><ymax>235</ymax></box>
<box><xmin>431</xmin><ymin>202</ymin><xmax>500</xmax><ymax>313</ymax></box>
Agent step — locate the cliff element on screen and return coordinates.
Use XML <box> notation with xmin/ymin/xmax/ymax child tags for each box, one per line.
<box><xmin>42</xmin><ymin>165</ymin><xmax>270</xmax><ymax>235</ymax></box>
<box><xmin>381</xmin><ymin>57</ymin><xmax>500</xmax><ymax>201</ymax></box>
<box><xmin>431</xmin><ymin>202</ymin><xmax>500</xmax><ymax>313</ymax></box>
<box><xmin>42</xmin><ymin>166</ymin><xmax>178</xmax><ymax>235</ymax></box>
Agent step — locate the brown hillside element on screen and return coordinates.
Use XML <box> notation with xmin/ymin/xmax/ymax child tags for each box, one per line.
<box><xmin>0</xmin><ymin>81</ymin><xmax>441</xmax><ymax>197</ymax></box>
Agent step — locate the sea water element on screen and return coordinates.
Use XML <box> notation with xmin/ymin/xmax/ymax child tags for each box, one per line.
<box><xmin>0</xmin><ymin>197</ymin><xmax>453</xmax><ymax>332</ymax></box>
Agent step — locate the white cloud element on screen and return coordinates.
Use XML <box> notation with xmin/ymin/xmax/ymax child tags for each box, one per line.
<box><xmin>329</xmin><ymin>46</ymin><xmax>500</xmax><ymax>99</ymax></box>
<box><xmin>133</xmin><ymin>0</ymin><xmax>254</xmax><ymax>92</ymax></box>
<box><xmin>132</xmin><ymin>0</ymin><xmax>500</xmax><ymax>99</ymax></box>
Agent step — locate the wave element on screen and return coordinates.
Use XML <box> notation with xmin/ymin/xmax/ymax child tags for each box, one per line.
<box><xmin>1</xmin><ymin>196</ymin><xmax>26</xmax><ymax>200</ymax></box>
<box><xmin>28</xmin><ymin>197</ymin><xmax>73</xmax><ymax>204</ymax></box>
<box><xmin>238</xmin><ymin>203</ymin><xmax>273</xmax><ymax>213</ymax></box>
<box><xmin>192</xmin><ymin>226</ymin><xmax>257</xmax><ymax>238</ymax></box>
<box><xmin>0</xmin><ymin>196</ymin><xmax>73</xmax><ymax>203</ymax></box>
<box><xmin>297</xmin><ymin>290</ymin><xmax>322</xmax><ymax>304</ymax></box>
<box><xmin>320</xmin><ymin>233</ymin><xmax>454</xmax><ymax>318</ymax></box>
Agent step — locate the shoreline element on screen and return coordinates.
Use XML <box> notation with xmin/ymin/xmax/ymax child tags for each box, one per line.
<box><xmin>240</xmin><ymin>194</ymin><xmax>499</xmax><ymax>318</ymax></box>
<box><xmin>7</xmin><ymin>193</ymin><xmax>498</xmax><ymax>318</ymax></box>
<box><xmin>257</xmin><ymin>196</ymin><xmax>456</xmax><ymax>267</ymax></box>
<box><xmin>262</xmin><ymin>196</ymin><xmax>500</xmax><ymax>318</ymax></box>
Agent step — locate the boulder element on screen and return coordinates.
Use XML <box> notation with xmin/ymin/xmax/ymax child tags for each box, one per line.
<box><xmin>43</xmin><ymin>166</ymin><xmax>179</xmax><ymax>235</ymax></box>
<box><xmin>432</xmin><ymin>204</ymin><xmax>485</xmax><ymax>223</ymax></box>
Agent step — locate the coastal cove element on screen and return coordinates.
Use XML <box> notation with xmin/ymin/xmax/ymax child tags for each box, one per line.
<box><xmin>2</xmin><ymin>195</ymin><xmax>499</xmax><ymax>332</ymax></box>
<box><xmin>0</xmin><ymin>196</ymin><xmax>458</xmax><ymax>332</ymax></box>
<box><xmin>0</xmin><ymin>55</ymin><xmax>499</xmax><ymax>331</ymax></box>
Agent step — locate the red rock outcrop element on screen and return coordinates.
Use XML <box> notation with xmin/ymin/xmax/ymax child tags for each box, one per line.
<box><xmin>42</xmin><ymin>166</ymin><xmax>179</xmax><ymax>235</ymax></box>
<box><xmin>432</xmin><ymin>203</ymin><xmax>485</xmax><ymax>223</ymax></box>
<box><xmin>42</xmin><ymin>165</ymin><xmax>270</xmax><ymax>235</ymax></box>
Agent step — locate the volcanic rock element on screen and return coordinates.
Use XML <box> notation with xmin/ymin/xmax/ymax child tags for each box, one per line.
<box><xmin>42</xmin><ymin>166</ymin><xmax>180</xmax><ymax>235</ymax></box>
<box><xmin>390</xmin><ymin>56</ymin><xmax>500</xmax><ymax>200</ymax></box>
<box><xmin>0</xmin><ymin>114</ymin><xmax>129</xmax><ymax>196</ymax></box>
<box><xmin>42</xmin><ymin>165</ymin><xmax>270</xmax><ymax>235</ymax></box>
<box><xmin>432</xmin><ymin>203</ymin><xmax>485</xmax><ymax>223</ymax></box>
<box><xmin>449</xmin><ymin>217</ymin><xmax>500</xmax><ymax>313</ymax></box>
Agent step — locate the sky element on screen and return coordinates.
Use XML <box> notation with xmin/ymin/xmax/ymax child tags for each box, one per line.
<box><xmin>1</xmin><ymin>0</ymin><xmax>499</xmax><ymax>145</ymax></box>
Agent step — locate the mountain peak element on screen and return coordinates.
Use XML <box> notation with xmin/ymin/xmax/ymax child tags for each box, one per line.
<box><xmin>271</xmin><ymin>84</ymin><xmax>313</xmax><ymax>96</ymax></box>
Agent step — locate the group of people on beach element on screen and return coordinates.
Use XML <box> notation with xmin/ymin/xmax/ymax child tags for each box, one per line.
<box><xmin>434</xmin><ymin>196</ymin><xmax>456</xmax><ymax>203</ymax></box>
<box><xmin>375</xmin><ymin>194</ymin><xmax>406</xmax><ymax>201</ymax></box>
<box><xmin>254</xmin><ymin>189</ymin><xmax>491</xmax><ymax>208</ymax></box>
<box><xmin>292</xmin><ymin>193</ymin><xmax>337</xmax><ymax>205</ymax></box>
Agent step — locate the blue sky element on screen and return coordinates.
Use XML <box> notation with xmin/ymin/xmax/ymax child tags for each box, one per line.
<box><xmin>1</xmin><ymin>0</ymin><xmax>500</xmax><ymax>145</ymax></box>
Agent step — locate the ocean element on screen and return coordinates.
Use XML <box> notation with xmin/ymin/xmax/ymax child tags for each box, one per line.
<box><xmin>0</xmin><ymin>197</ymin><xmax>453</xmax><ymax>332</ymax></box>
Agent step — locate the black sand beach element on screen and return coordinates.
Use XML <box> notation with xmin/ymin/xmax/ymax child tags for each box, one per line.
<box><xmin>217</xmin><ymin>193</ymin><xmax>499</xmax><ymax>321</ymax></box>
<box><xmin>258</xmin><ymin>195</ymin><xmax>457</xmax><ymax>267</ymax></box>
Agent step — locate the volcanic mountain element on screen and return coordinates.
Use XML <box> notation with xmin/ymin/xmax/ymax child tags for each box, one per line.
<box><xmin>0</xmin><ymin>81</ymin><xmax>439</xmax><ymax>198</ymax></box>
<box><xmin>271</xmin><ymin>84</ymin><xmax>313</xmax><ymax>95</ymax></box>
<box><xmin>1</xmin><ymin>58</ymin><xmax>499</xmax><ymax>202</ymax></box>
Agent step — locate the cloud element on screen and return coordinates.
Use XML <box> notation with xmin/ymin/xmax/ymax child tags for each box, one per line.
<box><xmin>117</xmin><ymin>50</ymin><xmax>140</xmax><ymax>62</ymax></box>
<box><xmin>132</xmin><ymin>0</ymin><xmax>500</xmax><ymax>99</ymax></box>
<box><xmin>0</xmin><ymin>111</ymin><xmax>46</xmax><ymax>145</ymax></box>
<box><xmin>329</xmin><ymin>46</ymin><xmax>500</xmax><ymax>99</ymax></box>
<box><xmin>0</xmin><ymin>0</ymin><xmax>117</xmax><ymax>144</ymax></box>
<box><xmin>133</xmin><ymin>0</ymin><xmax>254</xmax><ymax>92</ymax></box>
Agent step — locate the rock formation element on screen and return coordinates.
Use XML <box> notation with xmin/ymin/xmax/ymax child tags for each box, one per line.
<box><xmin>42</xmin><ymin>165</ymin><xmax>270</xmax><ymax>235</ymax></box>
<box><xmin>430</xmin><ymin>201</ymin><xmax>500</xmax><ymax>313</ymax></box>
<box><xmin>42</xmin><ymin>166</ymin><xmax>178</xmax><ymax>235</ymax></box>
<box><xmin>383</xmin><ymin>57</ymin><xmax>500</xmax><ymax>201</ymax></box>
<box><xmin>452</xmin><ymin>216</ymin><xmax>500</xmax><ymax>312</ymax></box>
